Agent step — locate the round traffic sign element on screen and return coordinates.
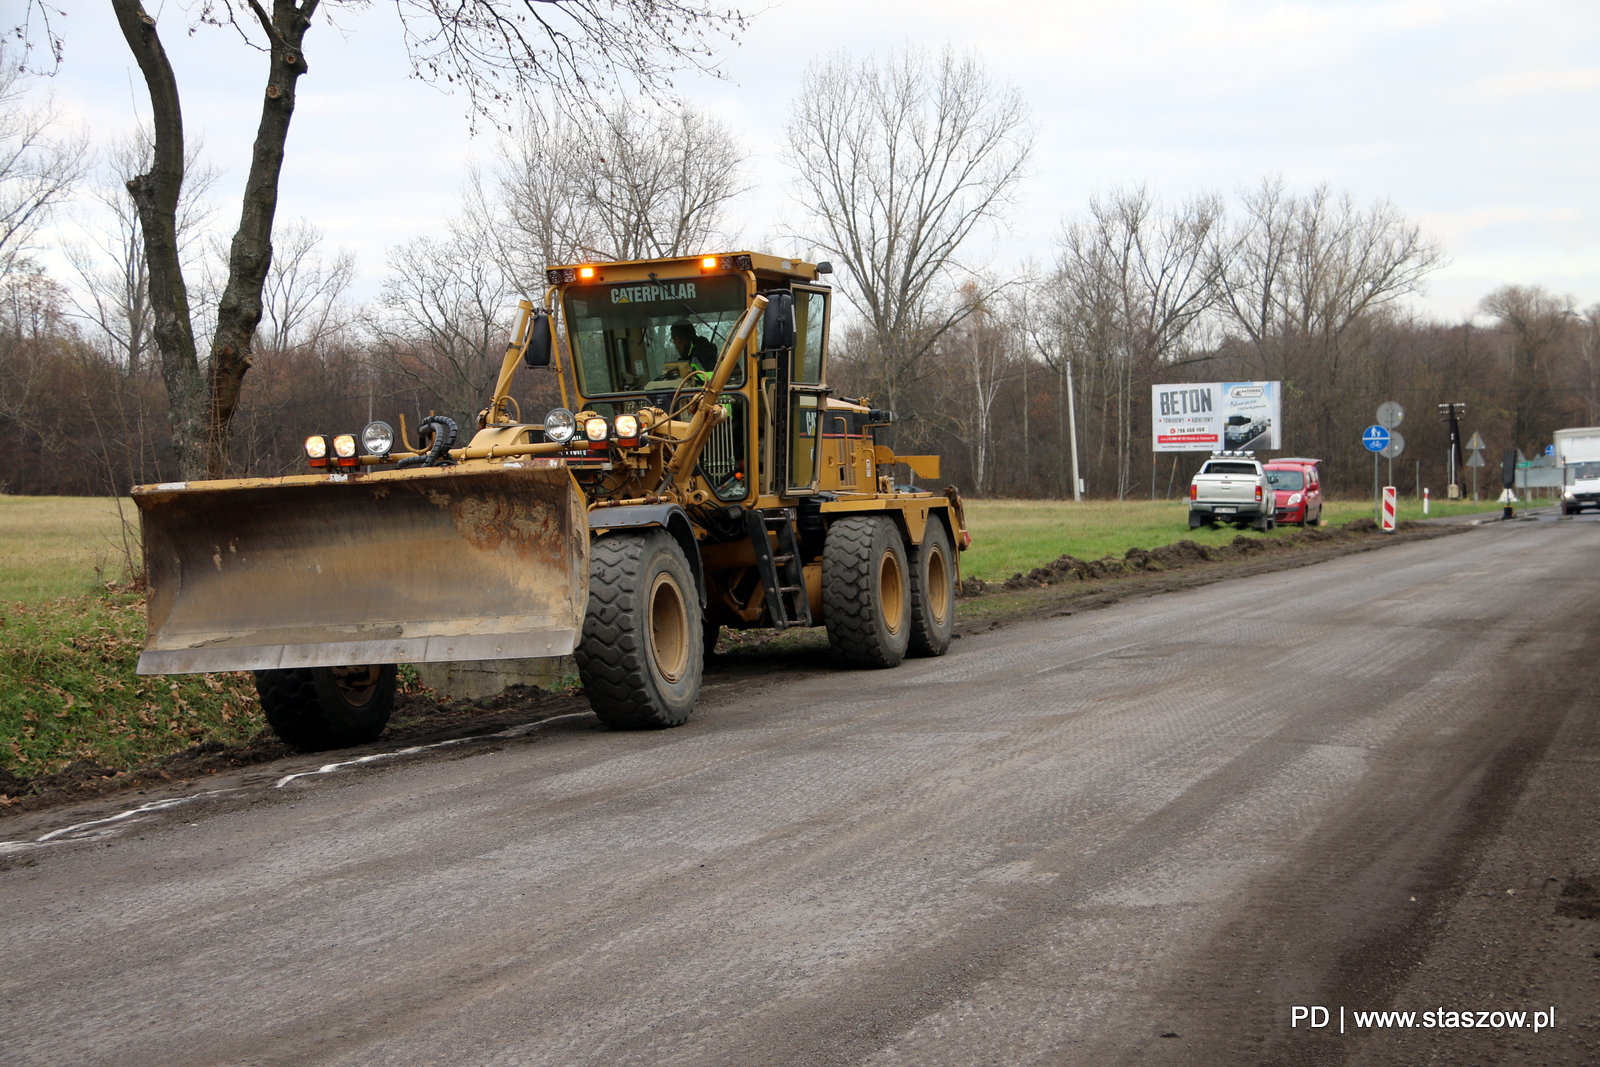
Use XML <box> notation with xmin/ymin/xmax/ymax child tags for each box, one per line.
<box><xmin>1381</xmin><ymin>430</ymin><xmax>1405</xmax><ymax>458</ymax></box>
<box><xmin>1376</xmin><ymin>401</ymin><xmax>1404</xmax><ymax>429</ymax></box>
<box><xmin>1362</xmin><ymin>425</ymin><xmax>1391</xmax><ymax>452</ymax></box>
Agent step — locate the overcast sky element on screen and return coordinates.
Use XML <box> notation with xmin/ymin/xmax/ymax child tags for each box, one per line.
<box><xmin>27</xmin><ymin>0</ymin><xmax>1600</xmax><ymax>321</ymax></box>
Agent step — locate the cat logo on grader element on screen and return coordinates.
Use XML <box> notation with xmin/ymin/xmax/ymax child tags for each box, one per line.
<box><xmin>134</xmin><ymin>253</ymin><xmax>969</xmax><ymax>749</ymax></box>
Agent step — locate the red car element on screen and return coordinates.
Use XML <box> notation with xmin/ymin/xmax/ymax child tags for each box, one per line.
<box><xmin>1264</xmin><ymin>458</ymin><xmax>1323</xmax><ymax>526</ymax></box>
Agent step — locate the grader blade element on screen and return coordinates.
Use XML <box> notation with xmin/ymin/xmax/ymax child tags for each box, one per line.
<box><xmin>134</xmin><ymin>464</ymin><xmax>588</xmax><ymax>675</ymax></box>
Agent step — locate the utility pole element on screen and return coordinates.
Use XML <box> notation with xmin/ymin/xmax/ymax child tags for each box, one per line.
<box><xmin>1066</xmin><ymin>359</ymin><xmax>1082</xmax><ymax>501</ymax></box>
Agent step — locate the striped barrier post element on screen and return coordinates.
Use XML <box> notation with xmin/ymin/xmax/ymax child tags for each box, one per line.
<box><xmin>1381</xmin><ymin>485</ymin><xmax>1398</xmax><ymax>533</ymax></box>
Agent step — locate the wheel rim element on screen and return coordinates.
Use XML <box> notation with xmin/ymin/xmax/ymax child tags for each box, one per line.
<box><xmin>878</xmin><ymin>548</ymin><xmax>905</xmax><ymax>635</ymax></box>
<box><xmin>926</xmin><ymin>543</ymin><xmax>950</xmax><ymax>625</ymax></box>
<box><xmin>648</xmin><ymin>572</ymin><xmax>690</xmax><ymax>684</ymax></box>
<box><xmin>330</xmin><ymin>665</ymin><xmax>380</xmax><ymax>707</ymax></box>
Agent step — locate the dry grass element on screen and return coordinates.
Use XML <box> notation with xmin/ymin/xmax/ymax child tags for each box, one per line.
<box><xmin>0</xmin><ymin>495</ymin><xmax>138</xmax><ymax>603</ymax></box>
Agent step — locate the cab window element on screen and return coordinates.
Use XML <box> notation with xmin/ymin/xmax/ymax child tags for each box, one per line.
<box><xmin>564</xmin><ymin>275</ymin><xmax>747</xmax><ymax>396</ymax></box>
<box><xmin>793</xmin><ymin>289</ymin><xmax>827</xmax><ymax>384</ymax></box>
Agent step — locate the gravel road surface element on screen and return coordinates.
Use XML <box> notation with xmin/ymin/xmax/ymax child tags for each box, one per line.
<box><xmin>3</xmin><ymin>513</ymin><xmax>1598</xmax><ymax>1066</ymax></box>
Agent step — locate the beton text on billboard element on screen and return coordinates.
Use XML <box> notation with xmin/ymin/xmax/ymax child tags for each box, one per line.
<box><xmin>1152</xmin><ymin>381</ymin><xmax>1282</xmax><ymax>453</ymax></box>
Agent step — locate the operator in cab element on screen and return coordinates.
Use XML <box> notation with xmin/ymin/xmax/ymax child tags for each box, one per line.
<box><xmin>670</xmin><ymin>323</ymin><xmax>718</xmax><ymax>373</ymax></box>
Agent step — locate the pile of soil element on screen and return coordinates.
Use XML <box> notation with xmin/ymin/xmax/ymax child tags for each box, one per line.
<box><xmin>958</xmin><ymin>519</ymin><xmax>1426</xmax><ymax>596</ymax></box>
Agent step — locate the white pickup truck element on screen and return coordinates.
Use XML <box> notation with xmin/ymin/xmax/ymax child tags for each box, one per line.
<box><xmin>1188</xmin><ymin>452</ymin><xmax>1275</xmax><ymax>531</ymax></box>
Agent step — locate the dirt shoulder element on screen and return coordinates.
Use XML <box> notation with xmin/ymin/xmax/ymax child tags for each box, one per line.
<box><xmin>0</xmin><ymin>518</ymin><xmax>1477</xmax><ymax>821</ymax></box>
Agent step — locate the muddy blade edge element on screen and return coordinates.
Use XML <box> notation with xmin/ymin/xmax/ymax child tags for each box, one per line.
<box><xmin>133</xmin><ymin>465</ymin><xmax>589</xmax><ymax>675</ymax></box>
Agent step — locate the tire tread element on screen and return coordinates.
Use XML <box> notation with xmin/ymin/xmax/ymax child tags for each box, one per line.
<box><xmin>575</xmin><ymin>532</ymin><xmax>701</xmax><ymax>729</ymax></box>
<box><xmin>823</xmin><ymin>516</ymin><xmax>909</xmax><ymax>668</ymax></box>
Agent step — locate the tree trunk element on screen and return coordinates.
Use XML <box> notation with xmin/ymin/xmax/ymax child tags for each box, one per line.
<box><xmin>206</xmin><ymin>0</ymin><xmax>317</xmax><ymax>477</ymax></box>
<box><xmin>110</xmin><ymin>0</ymin><xmax>206</xmax><ymax>477</ymax></box>
<box><xmin>113</xmin><ymin>0</ymin><xmax>318</xmax><ymax>480</ymax></box>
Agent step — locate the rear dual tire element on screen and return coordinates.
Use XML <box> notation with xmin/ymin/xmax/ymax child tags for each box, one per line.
<box><xmin>823</xmin><ymin>516</ymin><xmax>911</xmax><ymax>668</ymax></box>
<box><xmin>254</xmin><ymin>664</ymin><xmax>397</xmax><ymax>751</ymax></box>
<box><xmin>907</xmin><ymin>520</ymin><xmax>955</xmax><ymax>658</ymax></box>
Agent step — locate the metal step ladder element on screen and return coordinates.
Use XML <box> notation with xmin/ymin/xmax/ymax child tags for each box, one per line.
<box><xmin>744</xmin><ymin>508</ymin><xmax>812</xmax><ymax>629</ymax></box>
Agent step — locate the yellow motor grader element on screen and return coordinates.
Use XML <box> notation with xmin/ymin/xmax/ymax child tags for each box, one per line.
<box><xmin>134</xmin><ymin>252</ymin><xmax>969</xmax><ymax>749</ymax></box>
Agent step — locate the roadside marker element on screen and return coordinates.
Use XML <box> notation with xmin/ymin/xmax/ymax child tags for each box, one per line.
<box><xmin>1382</xmin><ymin>486</ymin><xmax>1398</xmax><ymax>533</ymax></box>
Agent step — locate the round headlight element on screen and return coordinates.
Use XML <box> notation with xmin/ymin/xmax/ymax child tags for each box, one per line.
<box><xmin>303</xmin><ymin>435</ymin><xmax>328</xmax><ymax>459</ymax></box>
<box><xmin>543</xmin><ymin>408</ymin><xmax>576</xmax><ymax>444</ymax></box>
<box><xmin>584</xmin><ymin>417</ymin><xmax>610</xmax><ymax>442</ymax></box>
<box><xmin>614</xmin><ymin>413</ymin><xmax>639</xmax><ymax>439</ymax></box>
<box><xmin>332</xmin><ymin>434</ymin><xmax>358</xmax><ymax>459</ymax></box>
<box><xmin>361</xmin><ymin>421</ymin><xmax>394</xmax><ymax>456</ymax></box>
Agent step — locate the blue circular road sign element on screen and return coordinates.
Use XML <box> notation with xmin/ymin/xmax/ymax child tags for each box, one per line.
<box><xmin>1362</xmin><ymin>425</ymin><xmax>1391</xmax><ymax>452</ymax></box>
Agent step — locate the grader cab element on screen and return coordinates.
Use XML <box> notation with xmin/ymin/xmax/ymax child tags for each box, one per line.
<box><xmin>135</xmin><ymin>253</ymin><xmax>969</xmax><ymax>749</ymax></box>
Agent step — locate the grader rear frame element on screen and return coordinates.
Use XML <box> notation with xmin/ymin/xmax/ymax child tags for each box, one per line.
<box><xmin>134</xmin><ymin>252</ymin><xmax>968</xmax><ymax>748</ymax></box>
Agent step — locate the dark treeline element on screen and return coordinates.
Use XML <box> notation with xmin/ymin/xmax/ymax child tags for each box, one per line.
<box><xmin>3</xmin><ymin>250</ymin><xmax>1597</xmax><ymax>501</ymax></box>
<box><xmin>0</xmin><ymin>259</ymin><xmax>563</xmax><ymax>496</ymax></box>
<box><xmin>851</xmin><ymin>307</ymin><xmax>1600</xmax><ymax>501</ymax></box>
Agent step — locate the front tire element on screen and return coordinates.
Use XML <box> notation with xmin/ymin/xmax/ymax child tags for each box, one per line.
<box><xmin>907</xmin><ymin>520</ymin><xmax>955</xmax><ymax>658</ymax></box>
<box><xmin>823</xmin><ymin>516</ymin><xmax>911</xmax><ymax>668</ymax></box>
<box><xmin>577</xmin><ymin>531</ymin><xmax>702</xmax><ymax>729</ymax></box>
<box><xmin>254</xmin><ymin>664</ymin><xmax>396</xmax><ymax>751</ymax></box>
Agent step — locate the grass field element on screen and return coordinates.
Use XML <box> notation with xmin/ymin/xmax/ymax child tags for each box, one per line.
<box><xmin>0</xmin><ymin>495</ymin><xmax>139</xmax><ymax>603</ymax></box>
<box><xmin>0</xmin><ymin>490</ymin><xmax>1507</xmax><ymax>780</ymax></box>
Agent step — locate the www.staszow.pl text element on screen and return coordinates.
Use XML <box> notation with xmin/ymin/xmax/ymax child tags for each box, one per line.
<box><xmin>1291</xmin><ymin>1006</ymin><xmax>1556</xmax><ymax>1032</ymax></box>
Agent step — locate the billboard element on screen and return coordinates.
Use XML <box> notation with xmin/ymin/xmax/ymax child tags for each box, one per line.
<box><xmin>1151</xmin><ymin>381</ymin><xmax>1282</xmax><ymax>453</ymax></box>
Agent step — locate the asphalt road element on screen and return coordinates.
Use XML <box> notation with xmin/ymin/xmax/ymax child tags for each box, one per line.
<box><xmin>4</xmin><ymin>513</ymin><xmax>1599</xmax><ymax>1066</ymax></box>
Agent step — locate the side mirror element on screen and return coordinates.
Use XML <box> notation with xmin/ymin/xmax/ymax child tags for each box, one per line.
<box><xmin>524</xmin><ymin>312</ymin><xmax>553</xmax><ymax>368</ymax></box>
<box><xmin>762</xmin><ymin>291</ymin><xmax>795</xmax><ymax>351</ymax></box>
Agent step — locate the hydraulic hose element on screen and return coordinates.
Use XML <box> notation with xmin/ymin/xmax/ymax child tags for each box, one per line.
<box><xmin>396</xmin><ymin>415</ymin><xmax>459</xmax><ymax>468</ymax></box>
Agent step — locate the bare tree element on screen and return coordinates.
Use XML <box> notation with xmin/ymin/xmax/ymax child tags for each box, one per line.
<box><xmin>1480</xmin><ymin>285</ymin><xmax>1576</xmax><ymax>454</ymax></box>
<box><xmin>369</xmin><ymin>212</ymin><xmax>513</xmax><ymax>423</ymax></box>
<box><xmin>1053</xmin><ymin>187</ymin><xmax>1224</xmax><ymax>497</ymax></box>
<box><xmin>1580</xmin><ymin>304</ymin><xmax>1600</xmax><ymax>426</ymax></box>
<box><xmin>1211</xmin><ymin>179</ymin><xmax>1444</xmax><ymax>462</ymax></box>
<box><xmin>97</xmin><ymin>0</ymin><xmax>755</xmax><ymax>480</ymax></box>
<box><xmin>783</xmin><ymin>47</ymin><xmax>1032</xmax><ymax>413</ymax></box>
<box><xmin>1219</xmin><ymin>178</ymin><xmax>1444</xmax><ymax>380</ymax></box>
<box><xmin>0</xmin><ymin>43</ymin><xmax>87</xmax><ymax>277</ymax></box>
<box><xmin>487</xmin><ymin>99</ymin><xmax>746</xmax><ymax>283</ymax></box>
<box><xmin>64</xmin><ymin>129</ymin><xmax>220</xmax><ymax>374</ymax></box>
<box><xmin>929</xmin><ymin>285</ymin><xmax>1017</xmax><ymax>494</ymax></box>
<box><xmin>257</xmin><ymin>218</ymin><xmax>356</xmax><ymax>355</ymax></box>
<box><xmin>392</xmin><ymin>1</ymin><xmax>749</xmax><ymax>123</ymax></box>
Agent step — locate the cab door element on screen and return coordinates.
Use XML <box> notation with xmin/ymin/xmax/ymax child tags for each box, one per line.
<box><xmin>778</xmin><ymin>287</ymin><xmax>831</xmax><ymax>495</ymax></box>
